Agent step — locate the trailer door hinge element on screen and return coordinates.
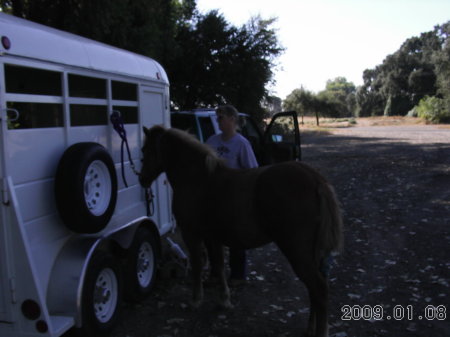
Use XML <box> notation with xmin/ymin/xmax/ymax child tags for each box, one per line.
<box><xmin>9</xmin><ymin>278</ymin><xmax>17</xmax><ymax>304</ymax></box>
<box><xmin>2</xmin><ymin>179</ymin><xmax>9</xmax><ymax>206</ymax></box>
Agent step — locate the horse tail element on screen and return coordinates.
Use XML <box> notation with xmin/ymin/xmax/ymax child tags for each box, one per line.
<box><xmin>316</xmin><ymin>179</ymin><xmax>343</xmax><ymax>257</ymax></box>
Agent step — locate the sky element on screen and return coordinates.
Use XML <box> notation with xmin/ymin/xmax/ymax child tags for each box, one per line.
<box><xmin>196</xmin><ymin>0</ymin><xmax>450</xmax><ymax>99</ymax></box>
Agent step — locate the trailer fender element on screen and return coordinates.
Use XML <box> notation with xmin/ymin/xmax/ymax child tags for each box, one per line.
<box><xmin>46</xmin><ymin>219</ymin><xmax>161</xmax><ymax>326</ymax></box>
<box><xmin>108</xmin><ymin>218</ymin><xmax>161</xmax><ymax>253</ymax></box>
<box><xmin>46</xmin><ymin>236</ymin><xmax>101</xmax><ymax>325</ymax></box>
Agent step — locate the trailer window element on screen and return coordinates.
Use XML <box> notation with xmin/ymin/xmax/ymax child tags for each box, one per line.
<box><xmin>70</xmin><ymin>105</ymin><xmax>107</xmax><ymax>126</ymax></box>
<box><xmin>5</xmin><ymin>64</ymin><xmax>62</xmax><ymax>96</ymax></box>
<box><xmin>113</xmin><ymin>106</ymin><xmax>138</xmax><ymax>124</ymax></box>
<box><xmin>112</xmin><ymin>81</ymin><xmax>137</xmax><ymax>101</ymax></box>
<box><xmin>6</xmin><ymin>102</ymin><xmax>63</xmax><ymax>129</ymax></box>
<box><xmin>69</xmin><ymin>74</ymin><xmax>106</xmax><ymax>98</ymax></box>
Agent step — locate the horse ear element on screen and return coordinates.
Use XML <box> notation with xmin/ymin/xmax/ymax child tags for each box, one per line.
<box><xmin>143</xmin><ymin>126</ymin><xmax>150</xmax><ymax>136</ymax></box>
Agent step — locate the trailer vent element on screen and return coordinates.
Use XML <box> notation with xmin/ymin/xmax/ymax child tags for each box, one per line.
<box><xmin>1</xmin><ymin>36</ymin><xmax>11</xmax><ymax>50</ymax></box>
<box><xmin>36</xmin><ymin>320</ymin><xmax>49</xmax><ymax>333</ymax></box>
<box><xmin>21</xmin><ymin>299</ymin><xmax>40</xmax><ymax>320</ymax></box>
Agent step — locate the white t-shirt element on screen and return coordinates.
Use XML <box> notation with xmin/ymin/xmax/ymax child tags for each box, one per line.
<box><xmin>206</xmin><ymin>133</ymin><xmax>258</xmax><ymax>169</ymax></box>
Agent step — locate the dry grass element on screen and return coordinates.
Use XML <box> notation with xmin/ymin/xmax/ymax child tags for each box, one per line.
<box><xmin>299</xmin><ymin>116</ymin><xmax>425</xmax><ymax>130</ymax></box>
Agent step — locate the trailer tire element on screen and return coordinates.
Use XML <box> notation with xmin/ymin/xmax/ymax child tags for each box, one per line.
<box><xmin>125</xmin><ymin>227</ymin><xmax>159</xmax><ymax>301</ymax></box>
<box><xmin>55</xmin><ymin>142</ymin><xmax>117</xmax><ymax>233</ymax></box>
<box><xmin>80</xmin><ymin>252</ymin><xmax>122</xmax><ymax>336</ymax></box>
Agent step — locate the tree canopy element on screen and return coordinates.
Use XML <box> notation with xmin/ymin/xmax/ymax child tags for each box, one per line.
<box><xmin>0</xmin><ymin>0</ymin><xmax>283</xmax><ymax>119</ymax></box>
<box><xmin>167</xmin><ymin>12</ymin><xmax>283</xmax><ymax>118</ymax></box>
<box><xmin>355</xmin><ymin>22</ymin><xmax>450</xmax><ymax>122</ymax></box>
<box><xmin>284</xmin><ymin>21</ymin><xmax>450</xmax><ymax>123</ymax></box>
<box><xmin>3</xmin><ymin>1</ymin><xmax>448</xmax><ymax>123</ymax></box>
<box><xmin>283</xmin><ymin>77</ymin><xmax>356</xmax><ymax>123</ymax></box>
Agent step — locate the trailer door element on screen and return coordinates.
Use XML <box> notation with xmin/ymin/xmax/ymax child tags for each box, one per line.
<box><xmin>139</xmin><ymin>86</ymin><xmax>172</xmax><ymax>233</ymax></box>
<box><xmin>262</xmin><ymin>111</ymin><xmax>301</xmax><ymax>164</ymax></box>
<box><xmin>0</xmin><ymin>80</ymin><xmax>6</xmax><ymax>322</ymax></box>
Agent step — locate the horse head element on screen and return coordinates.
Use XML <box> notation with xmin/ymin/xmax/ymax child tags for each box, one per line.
<box><xmin>139</xmin><ymin>125</ymin><xmax>166</xmax><ymax>188</ymax></box>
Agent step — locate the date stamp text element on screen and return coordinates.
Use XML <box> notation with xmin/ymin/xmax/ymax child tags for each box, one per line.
<box><xmin>341</xmin><ymin>305</ymin><xmax>446</xmax><ymax>321</ymax></box>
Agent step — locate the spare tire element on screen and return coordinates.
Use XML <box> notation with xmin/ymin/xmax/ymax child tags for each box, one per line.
<box><xmin>55</xmin><ymin>142</ymin><xmax>117</xmax><ymax>233</ymax></box>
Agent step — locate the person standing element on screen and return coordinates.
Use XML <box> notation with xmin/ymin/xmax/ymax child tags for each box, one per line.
<box><xmin>206</xmin><ymin>105</ymin><xmax>258</xmax><ymax>285</ymax></box>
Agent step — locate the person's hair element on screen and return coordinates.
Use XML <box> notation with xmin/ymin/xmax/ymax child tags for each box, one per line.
<box><xmin>216</xmin><ymin>105</ymin><xmax>238</xmax><ymax>119</ymax></box>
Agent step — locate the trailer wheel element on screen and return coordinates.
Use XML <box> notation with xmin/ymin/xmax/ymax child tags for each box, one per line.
<box><xmin>125</xmin><ymin>227</ymin><xmax>159</xmax><ymax>301</ymax></box>
<box><xmin>81</xmin><ymin>252</ymin><xmax>122</xmax><ymax>336</ymax></box>
<box><xmin>55</xmin><ymin>142</ymin><xmax>117</xmax><ymax>233</ymax></box>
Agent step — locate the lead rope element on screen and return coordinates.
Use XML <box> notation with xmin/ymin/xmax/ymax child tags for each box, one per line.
<box><xmin>110</xmin><ymin>111</ymin><xmax>137</xmax><ymax>187</ymax></box>
<box><xmin>110</xmin><ymin>111</ymin><xmax>155</xmax><ymax>216</ymax></box>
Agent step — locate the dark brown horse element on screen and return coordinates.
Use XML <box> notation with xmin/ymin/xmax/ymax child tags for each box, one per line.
<box><xmin>139</xmin><ymin>125</ymin><xmax>343</xmax><ymax>337</ymax></box>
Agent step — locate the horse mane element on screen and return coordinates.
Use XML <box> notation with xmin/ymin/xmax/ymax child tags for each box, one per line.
<box><xmin>164</xmin><ymin>127</ymin><xmax>225</xmax><ymax>173</ymax></box>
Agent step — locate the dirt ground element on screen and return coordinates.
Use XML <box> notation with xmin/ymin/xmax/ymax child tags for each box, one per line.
<box><xmin>106</xmin><ymin>118</ymin><xmax>449</xmax><ymax>337</ymax></box>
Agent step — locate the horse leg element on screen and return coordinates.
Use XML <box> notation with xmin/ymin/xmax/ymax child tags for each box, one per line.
<box><xmin>275</xmin><ymin>241</ymin><xmax>329</xmax><ymax>337</ymax></box>
<box><xmin>181</xmin><ymin>231</ymin><xmax>204</xmax><ymax>308</ymax></box>
<box><xmin>206</xmin><ymin>240</ymin><xmax>232</xmax><ymax>308</ymax></box>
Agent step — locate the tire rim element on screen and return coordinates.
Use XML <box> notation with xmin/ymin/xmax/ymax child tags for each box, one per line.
<box><xmin>84</xmin><ymin>160</ymin><xmax>112</xmax><ymax>216</ymax></box>
<box><xmin>137</xmin><ymin>242</ymin><xmax>155</xmax><ymax>288</ymax></box>
<box><xmin>93</xmin><ymin>267</ymin><xmax>118</xmax><ymax>323</ymax></box>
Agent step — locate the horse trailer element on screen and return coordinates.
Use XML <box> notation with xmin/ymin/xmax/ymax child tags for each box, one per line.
<box><xmin>0</xmin><ymin>13</ymin><xmax>174</xmax><ymax>336</ymax></box>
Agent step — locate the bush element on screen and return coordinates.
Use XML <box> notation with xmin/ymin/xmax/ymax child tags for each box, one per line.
<box><xmin>415</xmin><ymin>96</ymin><xmax>450</xmax><ymax>124</ymax></box>
<box><xmin>407</xmin><ymin>107</ymin><xmax>418</xmax><ymax>117</ymax></box>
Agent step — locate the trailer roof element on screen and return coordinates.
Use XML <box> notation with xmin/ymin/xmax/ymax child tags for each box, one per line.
<box><xmin>0</xmin><ymin>13</ymin><xmax>168</xmax><ymax>84</ymax></box>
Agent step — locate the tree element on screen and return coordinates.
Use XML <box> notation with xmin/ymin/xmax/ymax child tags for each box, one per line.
<box><xmin>283</xmin><ymin>78</ymin><xmax>355</xmax><ymax>125</ymax></box>
<box><xmin>167</xmin><ymin>12</ymin><xmax>283</xmax><ymax>121</ymax></box>
<box><xmin>283</xmin><ymin>87</ymin><xmax>324</xmax><ymax>125</ymax></box>
<box><xmin>230</xmin><ymin>16</ymin><xmax>284</xmax><ymax>118</ymax></box>
<box><xmin>318</xmin><ymin>77</ymin><xmax>356</xmax><ymax>117</ymax></box>
<box><xmin>357</xmin><ymin>22</ymin><xmax>448</xmax><ymax>117</ymax></box>
<box><xmin>433</xmin><ymin>22</ymin><xmax>450</xmax><ymax>116</ymax></box>
<box><xmin>355</xmin><ymin>68</ymin><xmax>384</xmax><ymax>117</ymax></box>
<box><xmin>0</xmin><ymin>0</ymin><xmax>187</xmax><ymax>62</ymax></box>
<box><xmin>1</xmin><ymin>1</ymin><xmax>283</xmax><ymax>121</ymax></box>
<box><xmin>167</xmin><ymin>10</ymin><xmax>236</xmax><ymax>110</ymax></box>
<box><xmin>262</xmin><ymin>95</ymin><xmax>282</xmax><ymax>117</ymax></box>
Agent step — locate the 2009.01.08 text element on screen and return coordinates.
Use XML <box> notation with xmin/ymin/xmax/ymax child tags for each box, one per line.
<box><xmin>341</xmin><ymin>305</ymin><xmax>446</xmax><ymax>321</ymax></box>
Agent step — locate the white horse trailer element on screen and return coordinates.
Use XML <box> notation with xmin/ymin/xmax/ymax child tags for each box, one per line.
<box><xmin>0</xmin><ymin>13</ymin><xmax>174</xmax><ymax>336</ymax></box>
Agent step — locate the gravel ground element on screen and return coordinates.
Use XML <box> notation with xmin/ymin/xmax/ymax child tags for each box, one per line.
<box><xmin>300</xmin><ymin>123</ymin><xmax>450</xmax><ymax>337</ymax></box>
<box><xmin>69</xmin><ymin>122</ymin><xmax>450</xmax><ymax>337</ymax></box>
